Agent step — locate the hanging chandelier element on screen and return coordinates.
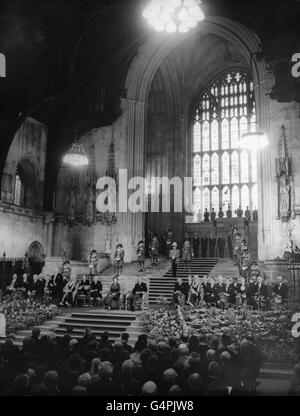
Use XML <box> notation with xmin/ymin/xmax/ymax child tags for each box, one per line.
<box><xmin>63</xmin><ymin>142</ymin><xmax>89</xmax><ymax>167</ymax></box>
<box><xmin>143</xmin><ymin>0</ymin><xmax>205</xmax><ymax>34</ymax></box>
<box><xmin>239</xmin><ymin>123</ymin><xmax>268</xmax><ymax>151</ymax></box>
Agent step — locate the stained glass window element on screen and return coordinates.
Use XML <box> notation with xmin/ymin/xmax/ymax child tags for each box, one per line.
<box><xmin>192</xmin><ymin>70</ymin><xmax>257</xmax><ymax>220</ymax></box>
<box><xmin>202</xmin><ymin>154</ymin><xmax>210</xmax><ymax>186</ymax></box>
<box><xmin>231</xmin><ymin>151</ymin><xmax>239</xmax><ymax>183</ymax></box>
<box><xmin>241</xmin><ymin>185</ymin><xmax>249</xmax><ymax>210</ymax></box>
<box><xmin>211</xmin><ymin>187</ymin><xmax>219</xmax><ymax>211</ymax></box>
<box><xmin>232</xmin><ymin>185</ymin><xmax>240</xmax><ymax>213</ymax></box>
<box><xmin>241</xmin><ymin>151</ymin><xmax>249</xmax><ymax>182</ymax></box>
<box><xmin>211</xmin><ymin>153</ymin><xmax>219</xmax><ymax>185</ymax></box>
<box><xmin>222</xmin><ymin>152</ymin><xmax>230</xmax><ymax>184</ymax></box>
<box><xmin>222</xmin><ymin>186</ymin><xmax>230</xmax><ymax>210</ymax></box>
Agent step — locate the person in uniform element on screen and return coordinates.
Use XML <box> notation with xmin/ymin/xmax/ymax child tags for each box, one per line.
<box><xmin>137</xmin><ymin>241</ymin><xmax>146</xmax><ymax>272</ymax></box>
<box><xmin>204</xmin><ymin>209</ymin><xmax>210</xmax><ymax>222</ymax></box>
<box><xmin>227</xmin><ymin>233</ymin><xmax>233</xmax><ymax>258</ymax></box>
<box><xmin>150</xmin><ymin>236</ymin><xmax>159</xmax><ymax>265</ymax></box>
<box><xmin>169</xmin><ymin>242</ymin><xmax>180</xmax><ymax>278</ymax></box>
<box><xmin>201</xmin><ymin>234</ymin><xmax>208</xmax><ymax>258</ymax></box>
<box><xmin>192</xmin><ymin>233</ymin><xmax>200</xmax><ymax>258</ymax></box>
<box><xmin>209</xmin><ymin>234</ymin><xmax>216</xmax><ymax>257</ymax></box>
<box><xmin>218</xmin><ymin>207</ymin><xmax>224</xmax><ymax>218</ymax></box>
<box><xmin>182</xmin><ymin>239</ymin><xmax>193</xmax><ymax>272</ymax></box>
<box><xmin>226</xmin><ymin>205</ymin><xmax>233</xmax><ymax>218</ymax></box>
<box><xmin>114</xmin><ymin>244</ymin><xmax>125</xmax><ymax>276</ymax></box>
<box><xmin>236</xmin><ymin>205</ymin><xmax>243</xmax><ymax>218</ymax></box>
<box><xmin>210</xmin><ymin>208</ymin><xmax>216</xmax><ymax>223</ymax></box>
<box><xmin>217</xmin><ymin>234</ymin><xmax>226</xmax><ymax>258</ymax></box>
<box><xmin>88</xmin><ymin>250</ymin><xmax>100</xmax><ymax>277</ymax></box>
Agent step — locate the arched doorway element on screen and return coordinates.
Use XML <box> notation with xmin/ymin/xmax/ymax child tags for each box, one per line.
<box><xmin>124</xmin><ymin>16</ymin><xmax>272</xmax><ymax>261</ymax></box>
<box><xmin>27</xmin><ymin>241</ymin><xmax>45</xmax><ymax>275</ymax></box>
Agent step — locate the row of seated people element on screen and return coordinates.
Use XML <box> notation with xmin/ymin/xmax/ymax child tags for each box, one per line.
<box><xmin>5</xmin><ymin>272</ymin><xmax>149</xmax><ymax>312</ymax></box>
<box><xmin>59</xmin><ymin>275</ymin><xmax>148</xmax><ymax>312</ymax></box>
<box><xmin>173</xmin><ymin>274</ymin><xmax>289</xmax><ymax>310</ymax></box>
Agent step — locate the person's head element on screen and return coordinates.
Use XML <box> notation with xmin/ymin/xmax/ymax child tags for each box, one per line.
<box><xmin>172</xmin><ymin>242</ymin><xmax>177</xmax><ymax>249</ymax></box>
<box><xmin>31</xmin><ymin>327</ymin><xmax>40</xmax><ymax>339</ymax></box>
<box><xmin>193</xmin><ymin>275</ymin><xmax>200</xmax><ymax>285</ymax></box>
<box><xmin>257</xmin><ymin>275</ymin><xmax>263</xmax><ymax>285</ymax></box>
<box><xmin>121</xmin><ymin>332</ymin><xmax>129</xmax><ymax>344</ymax></box>
<box><xmin>206</xmin><ymin>349</ymin><xmax>217</xmax><ymax>363</ymax></box>
<box><xmin>113</xmin><ymin>276</ymin><xmax>119</xmax><ymax>284</ymax></box>
<box><xmin>12</xmin><ymin>273</ymin><xmax>17</xmax><ymax>281</ymax></box>
<box><xmin>240</xmin><ymin>276</ymin><xmax>246</xmax><ymax>286</ymax></box>
<box><xmin>194</xmin><ymin>232</ymin><xmax>198</xmax><ymax>237</ymax></box>
<box><xmin>13</xmin><ymin>374</ymin><xmax>30</xmax><ymax>395</ymax></box>
<box><xmin>203</xmin><ymin>275</ymin><xmax>208</xmax><ymax>284</ymax></box>
<box><xmin>90</xmin><ymin>358</ymin><xmax>101</xmax><ymax>377</ymax></box>
<box><xmin>101</xmin><ymin>331</ymin><xmax>109</xmax><ymax>342</ymax></box>
<box><xmin>177</xmin><ymin>277</ymin><xmax>183</xmax><ymax>285</ymax></box>
<box><xmin>84</xmin><ymin>327</ymin><xmax>93</xmax><ymax>337</ymax></box>
<box><xmin>178</xmin><ymin>343</ymin><xmax>189</xmax><ymax>356</ymax></box>
<box><xmin>210</xmin><ymin>336</ymin><xmax>219</xmax><ymax>350</ymax></box>
<box><xmin>69</xmin><ymin>338</ymin><xmax>79</xmax><ymax>353</ymax></box>
<box><xmin>187</xmin><ymin>373</ymin><xmax>203</xmax><ymax>393</ymax></box>
<box><xmin>163</xmin><ymin>368</ymin><xmax>178</xmax><ymax>385</ymax></box>
<box><xmin>23</xmin><ymin>273</ymin><xmax>28</xmax><ymax>282</ymax></box>
<box><xmin>78</xmin><ymin>373</ymin><xmax>92</xmax><ymax>388</ymax></box>
<box><xmin>168</xmin><ymin>384</ymin><xmax>183</xmax><ymax>396</ymax></box>
<box><xmin>218</xmin><ymin>275</ymin><xmax>224</xmax><ymax>284</ymax></box>
<box><xmin>98</xmin><ymin>361</ymin><xmax>114</xmax><ymax>379</ymax></box>
<box><xmin>44</xmin><ymin>371</ymin><xmax>58</xmax><ymax>391</ymax></box>
<box><xmin>72</xmin><ymin>386</ymin><xmax>87</xmax><ymax>396</ymax></box>
<box><xmin>277</xmin><ymin>276</ymin><xmax>283</xmax><ymax>284</ymax></box>
<box><xmin>122</xmin><ymin>359</ymin><xmax>134</xmax><ymax>377</ymax></box>
<box><xmin>117</xmin><ymin>244</ymin><xmax>123</xmax><ymax>249</ymax></box>
<box><xmin>220</xmin><ymin>351</ymin><xmax>232</xmax><ymax>366</ymax></box>
<box><xmin>33</xmin><ymin>274</ymin><xmax>38</xmax><ymax>283</ymax></box>
<box><xmin>114</xmin><ymin>340</ymin><xmax>124</xmax><ymax>353</ymax></box>
<box><xmin>141</xmin><ymin>381</ymin><xmax>157</xmax><ymax>396</ymax></box>
<box><xmin>168</xmin><ymin>336</ymin><xmax>178</xmax><ymax>349</ymax></box>
<box><xmin>137</xmin><ymin>275</ymin><xmax>142</xmax><ymax>284</ymax></box>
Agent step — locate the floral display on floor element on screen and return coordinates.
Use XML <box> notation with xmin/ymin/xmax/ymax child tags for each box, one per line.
<box><xmin>143</xmin><ymin>306</ymin><xmax>300</xmax><ymax>363</ymax></box>
<box><xmin>0</xmin><ymin>291</ymin><xmax>58</xmax><ymax>335</ymax></box>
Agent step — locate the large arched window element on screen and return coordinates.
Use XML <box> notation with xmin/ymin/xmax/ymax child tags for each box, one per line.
<box><xmin>192</xmin><ymin>70</ymin><xmax>257</xmax><ymax>220</ymax></box>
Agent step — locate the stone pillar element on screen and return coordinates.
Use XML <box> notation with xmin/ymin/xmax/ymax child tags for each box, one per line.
<box><xmin>122</xmin><ymin>99</ymin><xmax>146</xmax><ymax>262</ymax></box>
<box><xmin>255</xmin><ymin>73</ymin><xmax>275</xmax><ymax>260</ymax></box>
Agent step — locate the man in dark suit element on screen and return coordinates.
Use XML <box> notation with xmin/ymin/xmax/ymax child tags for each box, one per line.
<box><xmin>192</xmin><ymin>233</ymin><xmax>200</xmax><ymax>258</ymax></box>
<box><xmin>209</xmin><ymin>234</ymin><xmax>216</xmax><ymax>257</ymax></box>
<box><xmin>213</xmin><ymin>275</ymin><xmax>226</xmax><ymax>305</ymax></box>
<box><xmin>227</xmin><ymin>234</ymin><xmax>233</xmax><ymax>258</ymax></box>
<box><xmin>54</xmin><ymin>269</ymin><xmax>64</xmax><ymax>303</ymax></box>
<box><xmin>254</xmin><ymin>276</ymin><xmax>269</xmax><ymax>308</ymax></box>
<box><xmin>272</xmin><ymin>276</ymin><xmax>288</xmax><ymax>303</ymax></box>
<box><xmin>217</xmin><ymin>235</ymin><xmax>226</xmax><ymax>258</ymax></box>
<box><xmin>127</xmin><ymin>276</ymin><xmax>148</xmax><ymax>311</ymax></box>
<box><xmin>201</xmin><ymin>235</ymin><xmax>208</xmax><ymax>257</ymax></box>
<box><xmin>173</xmin><ymin>277</ymin><xmax>189</xmax><ymax>304</ymax></box>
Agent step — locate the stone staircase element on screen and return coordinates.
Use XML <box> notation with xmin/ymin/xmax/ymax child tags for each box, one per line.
<box><xmin>55</xmin><ymin>310</ymin><xmax>144</xmax><ymax>346</ymax></box>
<box><xmin>208</xmin><ymin>258</ymin><xmax>240</xmax><ymax>279</ymax></box>
<box><xmin>149</xmin><ymin>257</ymin><xmax>219</xmax><ymax>305</ymax></box>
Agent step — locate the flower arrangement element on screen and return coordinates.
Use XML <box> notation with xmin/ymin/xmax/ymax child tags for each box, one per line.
<box><xmin>0</xmin><ymin>291</ymin><xmax>58</xmax><ymax>335</ymax></box>
<box><xmin>143</xmin><ymin>305</ymin><xmax>300</xmax><ymax>363</ymax></box>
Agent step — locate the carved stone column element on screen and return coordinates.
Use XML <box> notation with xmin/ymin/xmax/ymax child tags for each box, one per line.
<box><xmin>122</xmin><ymin>99</ymin><xmax>146</xmax><ymax>262</ymax></box>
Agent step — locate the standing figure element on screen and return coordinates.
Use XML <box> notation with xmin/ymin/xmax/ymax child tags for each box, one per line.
<box><xmin>201</xmin><ymin>234</ymin><xmax>208</xmax><ymax>258</ymax></box>
<box><xmin>114</xmin><ymin>244</ymin><xmax>125</xmax><ymax>276</ymax></box>
<box><xmin>245</xmin><ymin>206</ymin><xmax>251</xmax><ymax>222</ymax></box>
<box><xmin>217</xmin><ymin>234</ymin><xmax>226</xmax><ymax>258</ymax></box>
<box><xmin>218</xmin><ymin>207</ymin><xmax>224</xmax><ymax>218</ymax></box>
<box><xmin>169</xmin><ymin>242</ymin><xmax>180</xmax><ymax>278</ymax></box>
<box><xmin>62</xmin><ymin>261</ymin><xmax>72</xmax><ymax>280</ymax></box>
<box><xmin>88</xmin><ymin>250</ymin><xmax>99</xmax><ymax>277</ymax></box>
<box><xmin>236</xmin><ymin>205</ymin><xmax>243</xmax><ymax>218</ymax></box>
<box><xmin>90</xmin><ymin>276</ymin><xmax>102</xmax><ymax>306</ymax></box>
<box><xmin>209</xmin><ymin>234</ymin><xmax>216</xmax><ymax>257</ymax></box>
<box><xmin>192</xmin><ymin>233</ymin><xmax>200</xmax><ymax>258</ymax></box>
<box><xmin>150</xmin><ymin>236</ymin><xmax>159</xmax><ymax>265</ymax></box>
<box><xmin>182</xmin><ymin>239</ymin><xmax>193</xmax><ymax>272</ymax></box>
<box><xmin>137</xmin><ymin>241</ymin><xmax>146</xmax><ymax>272</ymax></box>
<box><xmin>226</xmin><ymin>205</ymin><xmax>232</xmax><ymax>218</ymax></box>
<box><xmin>210</xmin><ymin>208</ymin><xmax>216</xmax><ymax>223</ymax></box>
<box><xmin>232</xmin><ymin>234</ymin><xmax>241</xmax><ymax>265</ymax></box>
<box><xmin>164</xmin><ymin>229</ymin><xmax>174</xmax><ymax>257</ymax></box>
<box><xmin>227</xmin><ymin>233</ymin><xmax>233</xmax><ymax>258</ymax></box>
<box><xmin>204</xmin><ymin>209</ymin><xmax>210</xmax><ymax>222</ymax></box>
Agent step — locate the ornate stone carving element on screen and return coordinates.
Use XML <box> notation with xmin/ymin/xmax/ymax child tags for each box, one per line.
<box><xmin>276</xmin><ymin>125</ymin><xmax>292</xmax><ymax>222</ymax></box>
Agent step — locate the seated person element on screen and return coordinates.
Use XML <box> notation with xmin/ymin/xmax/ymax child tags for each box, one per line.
<box><xmin>78</xmin><ymin>274</ymin><xmax>91</xmax><ymax>296</ymax></box>
<box><xmin>214</xmin><ymin>275</ymin><xmax>226</xmax><ymax>307</ymax></box>
<box><xmin>127</xmin><ymin>276</ymin><xmax>148</xmax><ymax>311</ymax></box>
<box><xmin>219</xmin><ymin>277</ymin><xmax>234</xmax><ymax>309</ymax></box>
<box><xmin>105</xmin><ymin>276</ymin><xmax>121</xmax><ymax>310</ymax></box>
<box><xmin>272</xmin><ymin>275</ymin><xmax>288</xmax><ymax>304</ymax></box>
<box><xmin>204</xmin><ymin>276</ymin><xmax>217</xmax><ymax>305</ymax></box>
<box><xmin>60</xmin><ymin>279</ymin><xmax>78</xmax><ymax>307</ymax></box>
<box><xmin>120</xmin><ymin>278</ymin><xmax>131</xmax><ymax>310</ymax></box>
<box><xmin>173</xmin><ymin>277</ymin><xmax>189</xmax><ymax>305</ymax></box>
<box><xmin>31</xmin><ymin>275</ymin><xmax>45</xmax><ymax>298</ymax></box>
<box><xmin>90</xmin><ymin>276</ymin><xmax>102</xmax><ymax>306</ymax></box>
<box><xmin>46</xmin><ymin>274</ymin><xmax>56</xmax><ymax>300</ymax></box>
<box><xmin>21</xmin><ymin>273</ymin><xmax>32</xmax><ymax>295</ymax></box>
<box><xmin>187</xmin><ymin>275</ymin><xmax>202</xmax><ymax>307</ymax></box>
<box><xmin>6</xmin><ymin>274</ymin><xmax>18</xmax><ymax>295</ymax></box>
<box><xmin>253</xmin><ymin>275</ymin><xmax>269</xmax><ymax>309</ymax></box>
